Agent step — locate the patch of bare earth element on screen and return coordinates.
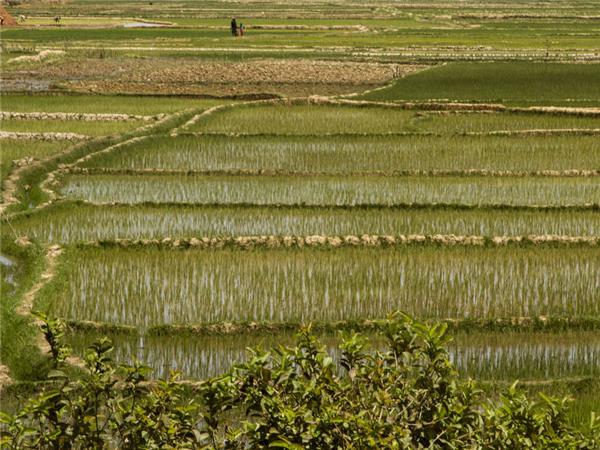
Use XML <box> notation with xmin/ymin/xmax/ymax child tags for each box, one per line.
<box><xmin>5</xmin><ymin>58</ymin><xmax>425</xmax><ymax>96</ymax></box>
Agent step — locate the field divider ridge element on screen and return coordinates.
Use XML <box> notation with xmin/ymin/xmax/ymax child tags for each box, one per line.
<box><xmin>0</xmin><ymin>111</ymin><xmax>163</xmax><ymax>122</ymax></box>
<box><xmin>0</xmin><ymin>131</ymin><xmax>89</xmax><ymax>141</ymax></box>
<box><xmin>59</xmin><ymin>199</ymin><xmax>600</xmax><ymax>211</ymax></box>
<box><xmin>62</xmin><ymin>316</ymin><xmax>600</xmax><ymax>338</ymax></box>
<box><xmin>76</xmin><ymin>234</ymin><xmax>600</xmax><ymax>250</ymax></box>
<box><xmin>64</xmin><ymin>167</ymin><xmax>600</xmax><ymax>178</ymax></box>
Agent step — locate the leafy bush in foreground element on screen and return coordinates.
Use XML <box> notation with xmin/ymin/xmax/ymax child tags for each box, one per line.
<box><xmin>2</xmin><ymin>314</ymin><xmax>599</xmax><ymax>449</ymax></box>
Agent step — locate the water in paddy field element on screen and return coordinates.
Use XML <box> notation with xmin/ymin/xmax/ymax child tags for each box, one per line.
<box><xmin>122</xmin><ymin>22</ymin><xmax>165</xmax><ymax>28</ymax></box>
<box><xmin>66</xmin><ymin>331</ymin><xmax>600</xmax><ymax>381</ymax></box>
<box><xmin>0</xmin><ymin>254</ymin><xmax>16</xmax><ymax>287</ymax></box>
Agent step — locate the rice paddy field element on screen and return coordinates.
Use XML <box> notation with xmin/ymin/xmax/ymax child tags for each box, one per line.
<box><xmin>187</xmin><ymin>105</ymin><xmax>600</xmax><ymax>135</ymax></box>
<box><xmin>1</xmin><ymin>0</ymin><xmax>599</xmax><ymax>426</ymax></box>
<box><xmin>64</xmin><ymin>330</ymin><xmax>600</xmax><ymax>382</ymax></box>
<box><xmin>58</xmin><ymin>173</ymin><xmax>600</xmax><ymax>207</ymax></box>
<box><xmin>42</xmin><ymin>245</ymin><xmax>600</xmax><ymax>328</ymax></box>
<box><xmin>0</xmin><ymin>94</ymin><xmax>227</xmax><ymax>115</ymax></box>
<box><xmin>10</xmin><ymin>204</ymin><xmax>600</xmax><ymax>243</ymax></box>
<box><xmin>79</xmin><ymin>134</ymin><xmax>600</xmax><ymax>173</ymax></box>
<box><xmin>362</xmin><ymin>62</ymin><xmax>600</xmax><ymax>105</ymax></box>
<box><xmin>0</xmin><ymin>118</ymin><xmax>144</xmax><ymax>136</ymax></box>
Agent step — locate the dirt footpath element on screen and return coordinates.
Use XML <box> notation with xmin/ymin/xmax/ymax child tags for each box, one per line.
<box><xmin>4</xmin><ymin>57</ymin><xmax>425</xmax><ymax>96</ymax></box>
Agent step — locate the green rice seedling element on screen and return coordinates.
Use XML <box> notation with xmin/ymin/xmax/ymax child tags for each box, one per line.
<box><xmin>190</xmin><ymin>104</ymin><xmax>600</xmax><ymax>135</ymax></box>
<box><xmin>0</xmin><ymin>119</ymin><xmax>145</xmax><ymax>136</ymax></box>
<box><xmin>59</xmin><ymin>174</ymin><xmax>600</xmax><ymax>207</ymax></box>
<box><xmin>449</xmin><ymin>331</ymin><xmax>600</xmax><ymax>381</ymax></box>
<box><xmin>11</xmin><ymin>204</ymin><xmax>600</xmax><ymax>244</ymax></box>
<box><xmin>361</xmin><ymin>62</ymin><xmax>600</xmax><ymax>105</ymax></box>
<box><xmin>80</xmin><ymin>134</ymin><xmax>600</xmax><ymax>173</ymax></box>
<box><xmin>412</xmin><ymin>113</ymin><xmax>600</xmax><ymax>134</ymax></box>
<box><xmin>0</xmin><ymin>94</ymin><xmax>228</xmax><ymax>116</ymax></box>
<box><xmin>190</xmin><ymin>105</ymin><xmax>417</xmax><ymax>134</ymax></box>
<box><xmin>43</xmin><ymin>246</ymin><xmax>600</xmax><ymax>329</ymax></box>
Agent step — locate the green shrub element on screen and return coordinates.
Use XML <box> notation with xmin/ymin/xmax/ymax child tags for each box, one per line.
<box><xmin>2</xmin><ymin>314</ymin><xmax>598</xmax><ymax>448</ymax></box>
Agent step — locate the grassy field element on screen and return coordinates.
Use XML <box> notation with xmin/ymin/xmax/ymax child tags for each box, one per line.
<box><xmin>362</xmin><ymin>63</ymin><xmax>600</xmax><ymax>105</ymax></box>
<box><xmin>42</xmin><ymin>246</ymin><xmax>600</xmax><ymax>328</ymax></box>
<box><xmin>59</xmin><ymin>173</ymin><xmax>600</xmax><ymax>206</ymax></box>
<box><xmin>9</xmin><ymin>203</ymin><xmax>600</xmax><ymax>243</ymax></box>
<box><xmin>81</xmin><ymin>134</ymin><xmax>600</xmax><ymax>173</ymax></box>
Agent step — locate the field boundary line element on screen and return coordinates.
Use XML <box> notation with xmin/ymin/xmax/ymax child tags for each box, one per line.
<box><xmin>0</xmin><ymin>111</ymin><xmax>163</xmax><ymax>122</ymax></box>
<box><xmin>62</xmin><ymin>316</ymin><xmax>600</xmax><ymax>338</ymax></box>
<box><xmin>326</xmin><ymin>98</ymin><xmax>600</xmax><ymax>116</ymax></box>
<box><xmin>64</xmin><ymin>200</ymin><xmax>600</xmax><ymax>212</ymax></box>
<box><xmin>465</xmin><ymin>129</ymin><xmax>600</xmax><ymax>137</ymax></box>
<box><xmin>76</xmin><ymin>234</ymin><xmax>600</xmax><ymax>250</ymax></box>
<box><xmin>0</xmin><ymin>131</ymin><xmax>89</xmax><ymax>141</ymax></box>
<box><xmin>20</xmin><ymin>44</ymin><xmax>600</xmax><ymax>62</ymax></box>
<box><xmin>65</xmin><ymin>167</ymin><xmax>600</xmax><ymax>178</ymax></box>
<box><xmin>177</xmin><ymin>128</ymin><xmax>600</xmax><ymax>137</ymax></box>
<box><xmin>178</xmin><ymin>131</ymin><xmax>441</xmax><ymax>137</ymax></box>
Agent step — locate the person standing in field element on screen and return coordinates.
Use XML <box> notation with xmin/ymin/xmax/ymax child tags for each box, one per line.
<box><xmin>231</xmin><ymin>18</ymin><xmax>238</xmax><ymax>36</ymax></box>
<box><xmin>239</xmin><ymin>23</ymin><xmax>245</xmax><ymax>36</ymax></box>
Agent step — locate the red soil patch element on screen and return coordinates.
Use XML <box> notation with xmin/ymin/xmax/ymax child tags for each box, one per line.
<box><xmin>0</xmin><ymin>6</ymin><xmax>18</xmax><ymax>27</ymax></box>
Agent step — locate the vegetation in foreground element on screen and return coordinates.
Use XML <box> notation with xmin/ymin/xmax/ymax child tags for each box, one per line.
<box><xmin>2</xmin><ymin>314</ymin><xmax>599</xmax><ymax>448</ymax></box>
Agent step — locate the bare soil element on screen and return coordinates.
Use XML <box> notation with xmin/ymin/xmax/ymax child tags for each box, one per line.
<box><xmin>3</xmin><ymin>57</ymin><xmax>425</xmax><ymax>96</ymax></box>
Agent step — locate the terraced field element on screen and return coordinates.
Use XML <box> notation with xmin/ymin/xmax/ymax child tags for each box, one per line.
<box><xmin>9</xmin><ymin>204</ymin><xmax>600</xmax><ymax>243</ymax></box>
<box><xmin>43</xmin><ymin>245</ymin><xmax>600</xmax><ymax>327</ymax></box>
<box><xmin>76</xmin><ymin>134</ymin><xmax>600</xmax><ymax>173</ymax></box>
<box><xmin>1</xmin><ymin>0</ymin><xmax>599</xmax><ymax>427</ymax></box>
<box><xmin>58</xmin><ymin>173</ymin><xmax>600</xmax><ymax>206</ymax></box>
<box><xmin>187</xmin><ymin>104</ymin><xmax>600</xmax><ymax>134</ymax></box>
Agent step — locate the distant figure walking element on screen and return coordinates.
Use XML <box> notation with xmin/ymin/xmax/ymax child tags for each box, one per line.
<box><xmin>231</xmin><ymin>18</ymin><xmax>237</xmax><ymax>36</ymax></box>
<box><xmin>239</xmin><ymin>23</ymin><xmax>245</xmax><ymax>36</ymax></box>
